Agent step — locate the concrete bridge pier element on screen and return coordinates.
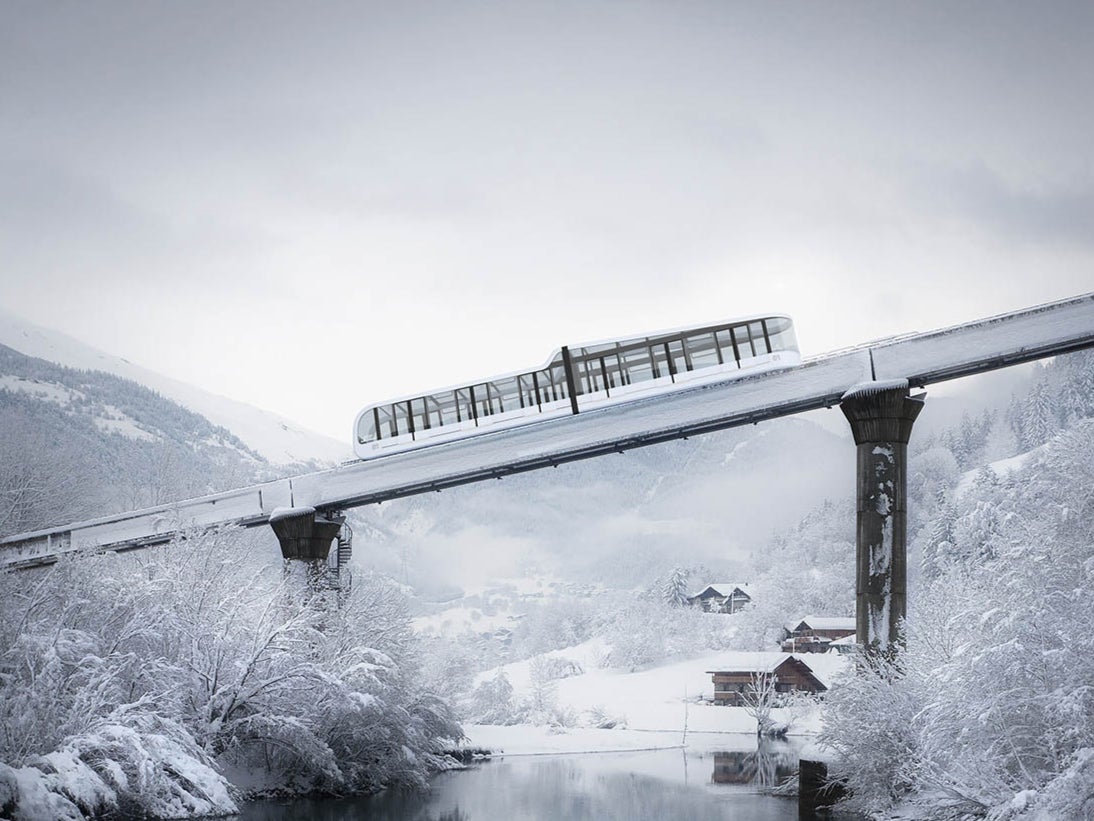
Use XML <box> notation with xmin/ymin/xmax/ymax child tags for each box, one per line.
<box><xmin>268</xmin><ymin>507</ymin><xmax>344</xmax><ymax>598</ymax></box>
<box><xmin>840</xmin><ymin>382</ymin><xmax>925</xmax><ymax>659</ymax></box>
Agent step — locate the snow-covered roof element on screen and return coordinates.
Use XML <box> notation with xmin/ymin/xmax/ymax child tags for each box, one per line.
<box><xmin>705</xmin><ymin>651</ymin><xmax>799</xmax><ymax>674</ymax></box>
<box><xmin>690</xmin><ymin>582</ymin><xmax>751</xmax><ymax>599</ymax></box>
<box><xmin>830</xmin><ymin>634</ymin><xmax>859</xmax><ymax>645</ymax></box>
<box><xmin>786</xmin><ymin>616</ymin><xmax>856</xmax><ymax>633</ymax></box>
<box><xmin>841</xmin><ymin>378</ymin><xmax>910</xmax><ymax>400</ymax></box>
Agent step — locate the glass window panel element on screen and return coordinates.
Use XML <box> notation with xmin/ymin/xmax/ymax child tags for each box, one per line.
<box><xmin>550</xmin><ymin>364</ymin><xmax>571</xmax><ymax>398</ymax></box>
<box><xmin>765</xmin><ymin>318</ymin><xmax>799</xmax><ymax>353</ymax></box>
<box><xmin>456</xmin><ymin>388</ymin><xmax>473</xmax><ymax>422</ymax></box>
<box><xmin>410</xmin><ymin>397</ymin><xmax>429</xmax><ymax>431</ymax></box>
<box><xmin>493</xmin><ymin>376</ymin><xmax>520</xmax><ymax>412</ymax></box>
<box><xmin>358</xmin><ymin>409</ymin><xmax>378</xmax><ymax>443</ymax></box>
<box><xmin>438</xmin><ymin>393</ymin><xmax>460</xmax><ymax>427</ymax></box>
<box><xmin>473</xmin><ymin>383</ymin><xmax>494</xmax><ymax>417</ymax></box>
<box><xmin>686</xmin><ymin>332</ymin><xmax>721</xmax><ymax>370</ymax></box>
<box><xmin>749</xmin><ymin>321</ymin><xmax>769</xmax><ymax>355</ymax></box>
<box><xmin>622</xmin><ymin>346</ymin><xmax>653</xmax><ymax>384</ymax></box>
<box><xmin>648</xmin><ymin>344</ymin><xmax>668</xmax><ymax>379</ymax></box>
<box><xmin>532</xmin><ymin>369</ymin><xmax>553</xmax><ymax>403</ymax></box>
<box><xmin>600</xmin><ymin>353</ymin><xmax>619</xmax><ymax>389</ymax></box>
<box><xmin>667</xmin><ymin>339</ymin><xmax>687</xmax><ymax>374</ymax></box>
<box><xmin>572</xmin><ymin>356</ymin><xmax>598</xmax><ymax>394</ymax></box>
<box><xmin>731</xmin><ymin>325</ymin><xmax>750</xmax><ymax>359</ymax></box>
<box><xmin>394</xmin><ymin>402</ymin><xmax>411</xmax><ymax>435</ymax></box>
<box><xmin>715</xmin><ymin>329</ymin><xmax>738</xmax><ymax>366</ymax></box>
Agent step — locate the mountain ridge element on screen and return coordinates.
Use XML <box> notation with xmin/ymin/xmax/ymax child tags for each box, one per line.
<box><xmin>0</xmin><ymin>307</ymin><xmax>350</xmax><ymax>465</ymax></box>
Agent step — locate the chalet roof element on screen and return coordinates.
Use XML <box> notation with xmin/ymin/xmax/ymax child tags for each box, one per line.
<box><xmin>705</xmin><ymin>651</ymin><xmax>796</xmax><ymax>674</ymax></box>
<box><xmin>706</xmin><ymin>653</ymin><xmax>829</xmax><ymax>692</ymax></box>
<box><xmin>690</xmin><ymin>582</ymin><xmax>751</xmax><ymax>599</ymax></box>
<box><xmin>830</xmin><ymin>634</ymin><xmax>859</xmax><ymax>645</ymax></box>
<box><xmin>786</xmin><ymin>615</ymin><xmax>856</xmax><ymax>633</ymax></box>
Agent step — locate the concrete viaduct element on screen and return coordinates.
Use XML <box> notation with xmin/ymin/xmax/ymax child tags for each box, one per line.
<box><xmin>3</xmin><ymin>292</ymin><xmax>1093</xmax><ymax>656</ymax></box>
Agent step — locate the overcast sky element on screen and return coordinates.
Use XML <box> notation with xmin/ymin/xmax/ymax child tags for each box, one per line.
<box><xmin>2</xmin><ymin>1</ymin><xmax>1092</xmax><ymax>440</ymax></box>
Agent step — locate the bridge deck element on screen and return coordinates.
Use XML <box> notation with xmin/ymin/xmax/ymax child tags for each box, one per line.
<box><xmin>3</xmin><ymin>292</ymin><xmax>1092</xmax><ymax>568</ymax></box>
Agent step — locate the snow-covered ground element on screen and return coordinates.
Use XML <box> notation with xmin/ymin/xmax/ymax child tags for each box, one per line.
<box><xmin>954</xmin><ymin>449</ymin><xmax>1037</xmax><ymax>497</ymax></box>
<box><xmin>464</xmin><ymin>643</ymin><xmax>849</xmax><ymax>753</ymax></box>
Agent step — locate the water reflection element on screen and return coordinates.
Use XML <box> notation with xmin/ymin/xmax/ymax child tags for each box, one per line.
<box><xmin>711</xmin><ymin>743</ymin><xmax>797</xmax><ymax>787</ymax></box>
<box><xmin>239</xmin><ymin>745</ymin><xmax>800</xmax><ymax>821</ymax></box>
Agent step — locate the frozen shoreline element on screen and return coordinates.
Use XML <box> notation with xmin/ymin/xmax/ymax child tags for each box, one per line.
<box><xmin>462</xmin><ymin>723</ymin><xmax>828</xmax><ymax>759</ymax></box>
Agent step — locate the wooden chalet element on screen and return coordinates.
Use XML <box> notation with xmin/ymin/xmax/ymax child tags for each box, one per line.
<box><xmin>781</xmin><ymin>616</ymin><xmax>856</xmax><ymax>653</ymax></box>
<box><xmin>687</xmin><ymin>582</ymin><xmax>752</xmax><ymax>614</ymax></box>
<box><xmin>707</xmin><ymin>652</ymin><xmax>827</xmax><ymax>706</ymax></box>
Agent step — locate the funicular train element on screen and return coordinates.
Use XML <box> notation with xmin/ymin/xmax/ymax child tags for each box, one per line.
<box><xmin>353</xmin><ymin>315</ymin><xmax>800</xmax><ymax>459</ymax></box>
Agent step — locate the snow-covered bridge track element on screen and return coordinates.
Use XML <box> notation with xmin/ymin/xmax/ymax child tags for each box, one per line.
<box><xmin>3</xmin><ymin>292</ymin><xmax>1093</xmax><ymax>570</ymax></box>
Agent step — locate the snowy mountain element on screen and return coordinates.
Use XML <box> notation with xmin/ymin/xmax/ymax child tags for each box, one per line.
<box><xmin>0</xmin><ymin>307</ymin><xmax>350</xmax><ymax>466</ymax></box>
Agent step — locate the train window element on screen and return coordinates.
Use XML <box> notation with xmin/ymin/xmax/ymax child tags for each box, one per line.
<box><xmin>686</xmin><ymin>331</ymin><xmax>721</xmax><ymax>370</ymax></box>
<box><xmin>612</xmin><ymin>345</ymin><xmax>630</xmax><ymax>386</ymax></box>
<box><xmin>394</xmin><ymin>402</ymin><xmax>411</xmax><ymax>436</ymax></box>
<box><xmin>472</xmin><ymin>383</ymin><xmax>493</xmax><ymax>417</ymax></box>
<box><xmin>358</xmin><ymin>409</ymin><xmax>379</xmax><ymax>443</ymax></box>
<box><xmin>410</xmin><ymin>398</ymin><xmax>429</xmax><ymax>431</ymax></box>
<box><xmin>551</xmin><ymin>363</ymin><xmax>574</xmax><ymax>397</ymax></box>
<box><xmin>437</xmin><ymin>393</ymin><xmax>460</xmax><ymax>427</ymax></box>
<box><xmin>576</xmin><ymin>355</ymin><xmax>600</xmax><ymax>393</ymax></box>
<box><xmin>667</xmin><ymin>339</ymin><xmax>688</xmax><ymax>375</ymax></box>
<box><xmin>376</xmin><ymin>405</ymin><xmax>394</xmax><ymax>438</ymax></box>
<box><xmin>620</xmin><ymin>344</ymin><xmax>654</xmax><ymax>384</ymax></box>
<box><xmin>518</xmin><ymin>373</ymin><xmax>541</xmax><ymax>409</ymax></box>
<box><xmin>456</xmin><ymin>388</ymin><xmax>474</xmax><ymax>423</ymax></box>
<box><xmin>715</xmin><ymin>328</ymin><xmax>739</xmax><ymax>367</ymax></box>
<box><xmin>648</xmin><ymin>344</ymin><xmax>667</xmax><ymax>379</ymax></box>
<box><xmin>530</xmin><ymin>369</ymin><xmax>551</xmax><ymax>403</ymax></box>
<box><xmin>731</xmin><ymin>325</ymin><xmax>751</xmax><ymax>359</ymax></box>
<box><xmin>494</xmin><ymin>376</ymin><xmax>521</xmax><ymax>412</ymax></box>
<box><xmin>766</xmin><ymin>317</ymin><xmax>799</xmax><ymax>353</ymax></box>
<box><xmin>749</xmin><ymin>321</ymin><xmax>769</xmax><ymax>355</ymax></box>
<box><xmin>600</xmin><ymin>354</ymin><xmax>619</xmax><ymax>389</ymax></box>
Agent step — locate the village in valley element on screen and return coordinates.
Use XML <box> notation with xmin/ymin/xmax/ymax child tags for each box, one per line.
<box><xmin>688</xmin><ymin>583</ymin><xmax>852</xmax><ymax>710</ymax></box>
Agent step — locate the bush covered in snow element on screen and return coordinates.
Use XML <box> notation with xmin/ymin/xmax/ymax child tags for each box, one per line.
<box><xmin>0</xmin><ymin>527</ymin><xmax>461</xmax><ymax>818</ymax></box>
<box><xmin>821</xmin><ymin>420</ymin><xmax>1094</xmax><ymax>820</ymax></box>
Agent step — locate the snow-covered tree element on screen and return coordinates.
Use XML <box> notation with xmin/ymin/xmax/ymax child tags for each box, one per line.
<box><xmin>661</xmin><ymin>566</ymin><xmax>690</xmax><ymax>607</ymax></box>
<box><xmin>0</xmin><ymin>526</ymin><xmax>462</xmax><ymax>817</ymax></box>
<box><xmin>0</xmin><ymin>408</ymin><xmax>99</xmax><ymax>537</ymax></box>
<box><xmin>822</xmin><ymin>419</ymin><xmax>1094</xmax><ymax>819</ymax></box>
<box><xmin>1019</xmin><ymin>377</ymin><xmax>1059</xmax><ymax>450</ymax></box>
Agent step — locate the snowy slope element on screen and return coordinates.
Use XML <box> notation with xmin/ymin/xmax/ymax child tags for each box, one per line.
<box><xmin>0</xmin><ymin>308</ymin><xmax>350</xmax><ymax>465</ymax></box>
<box><xmin>473</xmin><ymin>642</ymin><xmax>847</xmax><ymax>735</ymax></box>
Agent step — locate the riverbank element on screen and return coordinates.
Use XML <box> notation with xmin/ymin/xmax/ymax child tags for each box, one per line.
<box><xmin>462</xmin><ymin>723</ymin><xmax>829</xmax><ymax>760</ymax></box>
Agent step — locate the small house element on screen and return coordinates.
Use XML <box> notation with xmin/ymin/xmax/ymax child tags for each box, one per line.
<box><xmin>688</xmin><ymin>582</ymin><xmax>752</xmax><ymax>614</ymax></box>
<box><xmin>707</xmin><ymin>652</ymin><xmax>827</xmax><ymax>706</ymax></box>
<box><xmin>781</xmin><ymin>616</ymin><xmax>856</xmax><ymax>652</ymax></box>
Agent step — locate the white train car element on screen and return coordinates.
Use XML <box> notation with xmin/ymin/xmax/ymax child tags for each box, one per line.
<box><xmin>353</xmin><ymin>315</ymin><xmax>800</xmax><ymax>460</ymax></box>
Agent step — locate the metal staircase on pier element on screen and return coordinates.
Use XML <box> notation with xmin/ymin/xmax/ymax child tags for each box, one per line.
<box><xmin>326</xmin><ymin>519</ymin><xmax>353</xmax><ymax>598</ymax></box>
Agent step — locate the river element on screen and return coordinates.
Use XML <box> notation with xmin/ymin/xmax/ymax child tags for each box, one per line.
<box><xmin>238</xmin><ymin>739</ymin><xmax>809</xmax><ymax>820</ymax></box>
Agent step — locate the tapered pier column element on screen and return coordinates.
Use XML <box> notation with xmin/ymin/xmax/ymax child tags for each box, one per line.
<box><xmin>269</xmin><ymin>506</ymin><xmax>344</xmax><ymax>594</ymax></box>
<box><xmin>840</xmin><ymin>381</ymin><xmax>925</xmax><ymax>658</ymax></box>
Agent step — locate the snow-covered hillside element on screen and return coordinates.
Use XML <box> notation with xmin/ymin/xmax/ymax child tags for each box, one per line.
<box><xmin>0</xmin><ymin>308</ymin><xmax>350</xmax><ymax>465</ymax></box>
